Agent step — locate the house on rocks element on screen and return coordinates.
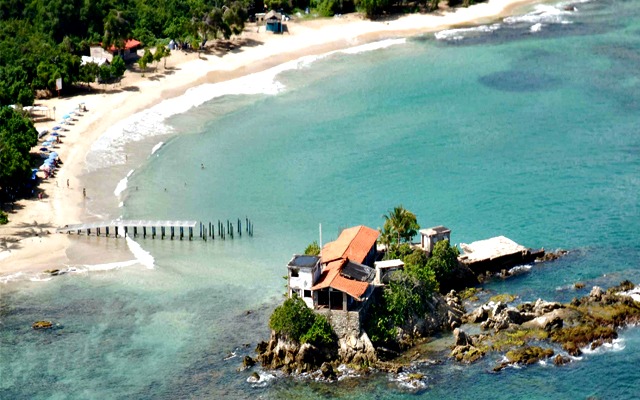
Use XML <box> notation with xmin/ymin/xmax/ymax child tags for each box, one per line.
<box><xmin>286</xmin><ymin>225</ymin><xmax>379</xmax><ymax>312</ymax></box>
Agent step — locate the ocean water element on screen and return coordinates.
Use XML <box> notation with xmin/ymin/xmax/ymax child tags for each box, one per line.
<box><xmin>2</xmin><ymin>0</ymin><xmax>640</xmax><ymax>398</ymax></box>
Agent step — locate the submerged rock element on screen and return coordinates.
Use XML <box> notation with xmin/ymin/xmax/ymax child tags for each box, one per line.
<box><xmin>32</xmin><ymin>321</ymin><xmax>53</xmax><ymax>330</ymax></box>
<box><xmin>553</xmin><ymin>354</ymin><xmax>571</xmax><ymax>366</ymax></box>
<box><xmin>494</xmin><ymin>346</ymin><xmax>554</xmax><ymax>371</ymax></box>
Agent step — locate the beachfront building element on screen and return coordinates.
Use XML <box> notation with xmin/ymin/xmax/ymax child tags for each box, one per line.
<box><xmin>90</xmin><ymin>39</ymin><xmax>141</xmax><ymax>62</ymax></box>
<box><xmin>264</xmin><ymin>10</ymin><xmax>283</xmax><ymax>33</ymax></box>
<box><xmin>285</xmin><ymin>225</ymin><xmax>380</xmax><ymax>311</ymax></box>
<box><xmin>420</xmin><ymin>225</ymin><xmax>451</xmax><ymax>254</ymax></box>
<box><xmin>287</xmin><ymin>254</ymin><xmax>322</xmax><ymax>308</ymax></box>
<box><xmin>313</xmin><ymin>225</ymin><xmax>379</xmax><ymax>311</ymax></box>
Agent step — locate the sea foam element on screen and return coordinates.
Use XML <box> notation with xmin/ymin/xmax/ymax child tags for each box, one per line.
<box><xmin>87</xmin><ymin>38</ymin><xmax>407</xmax><ymax>171</ymax></box>
<box><xmin>114</xmin><ymin>169</ymin><xmax>134</xmax><ymax>197</ymax></box>
<box><xmin>125</xmin><ymin>235</ymin><xmax>155</xmax><ymax>269</ymax></box>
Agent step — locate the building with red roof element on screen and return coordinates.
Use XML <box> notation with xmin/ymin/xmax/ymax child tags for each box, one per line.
<box><xmin>285</xmin><ymin>225</ymin><xmax>379</xmax><ymax>312</ymax></box>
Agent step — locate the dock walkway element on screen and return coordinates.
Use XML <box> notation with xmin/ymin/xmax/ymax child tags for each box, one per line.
<box><xmin>57</xmin><ymin>218</ymin><xmax>254</xmax><ymax>240</ymax></box>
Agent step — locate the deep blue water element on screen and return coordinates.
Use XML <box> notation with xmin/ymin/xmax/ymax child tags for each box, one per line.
<box><xmin>2</xmin><ymin>0</ymin><xmax>640</xmax><ymax>398</ymax></box>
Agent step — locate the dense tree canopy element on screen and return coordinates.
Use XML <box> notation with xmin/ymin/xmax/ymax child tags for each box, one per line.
<box><xmin>0</xmin><ymin>107</ymin><xmax>38</xmax><ymax>194</ymax></box>
<box><xmin>0</xmin><ymin>0</ymin><xmax>253</xmax><ymax>106</ymax></box>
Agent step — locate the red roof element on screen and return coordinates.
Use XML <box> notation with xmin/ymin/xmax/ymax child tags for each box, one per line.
<box><xmin>311</xmin><ymin>259</ymin><xmax>369</xmax><ymax>300</ymax></box>
<box><xmin>109</xmin><ymin>39</ymin><xmax>140</xmax><ymax>52</ymax></box>
<box><xmin>321</xmin><ymin>225</ymin><xmax>379</xmax><ymax>264</ymax></box>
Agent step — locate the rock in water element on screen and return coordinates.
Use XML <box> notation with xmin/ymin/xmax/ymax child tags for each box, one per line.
<box><xmin>248</xmin><ymin>372</ymin><xmax>260</xmax><ymax>383</ymax></box>
<box><xmin>32</xmin><ymin>321</ymin><xmax>53</xmax><ymax>330</ymax></box>
<box><xmin>589</xmin><ymin>286</ymin><xmax>603</xmax><ymax>301</ymax></box>
<box><xmin>453</xmin><ymin>328</ymin><xmax>473</xmax><ymax>346</ymax></box>
<box><xmin>242</xmin><ymin>356</ymin><xmax>255</xmax><ymax>370</ymax></box>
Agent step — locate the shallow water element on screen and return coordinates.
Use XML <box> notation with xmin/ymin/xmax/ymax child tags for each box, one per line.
<box><xmin>2</xmin><ymin>0</ymin><xmax>640</xmax><ymax>398</ymax></box>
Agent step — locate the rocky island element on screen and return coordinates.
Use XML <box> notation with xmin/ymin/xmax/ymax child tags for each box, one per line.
<box><xmin>246</xmin><ymin>207</ymin><xmax>639</xmax><ymax>383</ymax></box>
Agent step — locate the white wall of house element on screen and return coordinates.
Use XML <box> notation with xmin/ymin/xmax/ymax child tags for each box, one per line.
<box><xmin>289</xmin><ymin>268</ymin><xmax>316</xmax><ymax>308</ymax></box>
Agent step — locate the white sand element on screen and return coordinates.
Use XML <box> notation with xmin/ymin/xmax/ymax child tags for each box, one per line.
<box><xmin>0</xmin><ymin>0</ymin><xmax>540</xmax><ymax>276</ymax></box>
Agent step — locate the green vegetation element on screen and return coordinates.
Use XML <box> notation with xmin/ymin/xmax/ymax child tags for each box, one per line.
<box><xmin>0</xmin><ymin>210</ymin><xmax>8</xmax><ymax>225</ymax></box>
<box><xmin>379</xmin><ymin>205</ymin><xmax>419</xmax><ymax>252</ymax></box>
<box><xmin>0</xmin><ymin>0</ymin><xmax>251</xmax><ymax>106</ymax></box>
<box><xmin>304</xmin><ymin>240</ymin><xmax>321</xmax><ymax>256</ymax></box>
<box><xmin>0</xmin><ymin>107</ymin><xmax>38</xmax><ymax>204</ymax></box>
<box><xmin>426</xmin><ymin>239</ymin><xmax>459</xmax><ymax>284</ymax></box>
<box><xmin>269</xmin><ymin>296</ymin><xmax>336</xmax><ymax>345</ymax></box>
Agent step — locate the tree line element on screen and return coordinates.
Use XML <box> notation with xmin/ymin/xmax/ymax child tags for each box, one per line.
<box><xmin>0</xmin><ymin>0</ymin><xmax>252</xmax><ymax>106</ymax></box>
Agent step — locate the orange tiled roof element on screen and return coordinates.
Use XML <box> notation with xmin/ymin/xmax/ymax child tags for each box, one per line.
<box><xmin>321</xmin><ymin>225</ymin><xmax>379</xmax><ymax>264</ymax></box>
<box><xmin>330</xmin><ymin>275</ymin><xmax>369</xmax><ymax>300</ymax></box>
<box><xmin>311</xmin><ymin>259</ymin><xmax>344</xmax><ymax>291</ymax></box>
<box><xmin>311</xmin><ymin>259</ymin><xmax>370</xmax><ymax>301</ymax></box>
<box><xmin>108</xmin><ymin>39</ymin><xmax>141</xmax><ymax>51</ymax></box>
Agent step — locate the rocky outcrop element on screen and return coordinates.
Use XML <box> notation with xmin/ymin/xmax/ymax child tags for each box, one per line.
<box><xmin>452</xmin><ymin>281</ymin><xmax>640</xmax><ymax>365</ymax></box>
<box><xmin>338</xmin><ymin>332</ymin><xmax>377</xmax><ymax>365</ymax></box>
<box><xmin>536</xmin><ymin>249</ymin><xmax>568</xmax><ymax>262</ymax></box>
<box><xmin>493</xmin><ymin>346</ymin><xmax>554</xmax><ymax>371</ymax></box>
<box><xmin>256</xmin><ymin>332</ymin><xmax>334</xmax><ymax>374</ymax></box>
<box><xmin>480</xmin><ymin>306</ymin><xmax>535</xmax><ymax>331</ymax></box>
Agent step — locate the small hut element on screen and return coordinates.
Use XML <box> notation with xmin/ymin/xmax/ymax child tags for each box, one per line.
<box><xmin>264</xmin><ymin>10</ymin><xmax>283</xmax><ymax>33</ymax></box>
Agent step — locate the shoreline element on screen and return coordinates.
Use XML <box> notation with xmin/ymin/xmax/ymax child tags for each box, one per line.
<box><xmin>0</xmin><ymin>0</ymin><xmax>543</xmax><ymax>278</ymax></box>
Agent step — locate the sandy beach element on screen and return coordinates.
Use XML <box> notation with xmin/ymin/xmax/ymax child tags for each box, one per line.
<box><xmin>0</xmin><ymin>0</ymin><xmax>539</xmax><ymax>277</ymax></box>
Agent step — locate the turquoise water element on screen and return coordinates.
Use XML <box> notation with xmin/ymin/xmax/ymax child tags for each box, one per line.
<box><xmin>2</xmin><ymin>0</ymin><xmax>640</xmax><ymax>398</ymax></box>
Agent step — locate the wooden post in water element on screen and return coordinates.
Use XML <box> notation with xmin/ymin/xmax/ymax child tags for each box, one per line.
<box><xmin>87</xmin><ymin>228</ymin><xmax>90</xmax><ymax>236</ymax></box>
<box><xmin>97</xmin><ymin>227</ymin><xmax>101</xmax><ymax>236</ymax></box>
<box><xmin>161</xmin><ymin>226</ymin><xmax>165</xmax><ymax>240</ymax></box>
<box><xmin>124</xmin><ymin>226</ymin><xmax>128</xmax><ymax>237</ymax></box>
<box><xmin>170</xmin><ymin>226</ymin><xmax>174</xmax><ymax>240</ymax></box>
<box><xmin>106</xmin><ymin>226</ymin><xmax>110</xmax><ymax>237</ymax></box>
<box><xmin>246</xmin><ymin>217</ymin><xmax>249</xmax><ymax>232</ymax></box>
<box><xmin>143</xmin><ymin>226</ymin><xmax>147</xmax><ymax>239</ymax></box>
<box><xmin>133</xmin><ymin>227</ymin><xmax>137</xmax><ymax>237</ymax></box>
<box><xmin>180</xmin><ymin>227</ymin><xmax>184</xmax><ymax>240</ymax></box>
<box><xmin>230</xmin><ymin>223</ymin><xmax>234</xmax><ymax>239</ymax></box>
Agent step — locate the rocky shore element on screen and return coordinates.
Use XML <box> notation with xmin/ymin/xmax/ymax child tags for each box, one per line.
<box><xmin>251</xmin><ymin>290</ymin><xmax>465</xmax><ymax>380</ymax></box>
<box><xmin>451</xmin><ymin>281</ymin><xmax>640</xmax><ymax>371</ymax></box>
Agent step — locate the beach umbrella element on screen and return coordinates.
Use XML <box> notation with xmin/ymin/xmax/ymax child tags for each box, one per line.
<box><xmin>51</xmin><ymin>132</ymin><xmax>59</xmax><ymax>136</ymax></box>
<box><xmin>62</xmin><ymin>114</ymin><xmax>70</xmax><ymax>119</ymax></box>
<box><xmin>52</xmin><ymin>126</ymin><xmax>61</xmax><ymax>131</ymax></box>
<box><xmin>39</xmin><ymin>147</ymin><xmax>49</xmax><ymax>152</ymax></box>
<box><xmin>50</xmin><ymin>152</ymin><xmax>58</xmax><ymax>158</ymax></box>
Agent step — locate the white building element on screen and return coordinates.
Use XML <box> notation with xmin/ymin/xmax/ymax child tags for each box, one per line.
<box><xmin>287</xmin><ymin>254</ymin><xmax>322</xmax><ymax>308</ymax></box>
<box><xmin>420</xmin><ymin>226</ymin><xmax>451</xmax><ymax>253</ymax></box>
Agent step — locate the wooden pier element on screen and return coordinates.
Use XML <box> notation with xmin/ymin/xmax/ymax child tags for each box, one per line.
<box><xmin>56</xmin><ymin>218</ymin><xmax>254</xmax><ymax>241</ymax></box>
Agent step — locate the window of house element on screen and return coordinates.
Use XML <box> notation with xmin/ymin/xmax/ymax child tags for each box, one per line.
<box><xmin>291</xmin><ymin>268</ymin><xmax>299</xmax><ymax>277</ymax></box>
<box><xmin>303</xmin><ymin>290</ymin><xmax>311</xmax><ymax>298</ymax></box>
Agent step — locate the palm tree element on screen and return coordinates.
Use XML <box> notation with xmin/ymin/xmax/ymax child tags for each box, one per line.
<box><xmin>102</xmin><ymin>10</ymin><xmax>130</xmax><ymax>51</ymax></box>
<box><xmin>382</xmin><ymin>205</ymin><xmax>420</xmax><ymax>247</ymax></box>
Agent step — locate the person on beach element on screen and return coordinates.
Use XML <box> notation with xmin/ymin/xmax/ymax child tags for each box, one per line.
<box><xmin>83</xmin><ymin>188</ymin><xmax>86</xmax><ymax>198</ymax></box>
<box><xmin>66</xmin><ymin>179</ymin><xmax>69</xmax><ymax>188</ymax></box>
<box><xmin>201</xmin><ymin>163</ymin><xmax>205</xmax><ymax>169</ymax></box>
